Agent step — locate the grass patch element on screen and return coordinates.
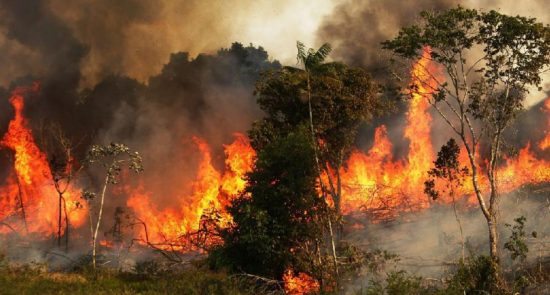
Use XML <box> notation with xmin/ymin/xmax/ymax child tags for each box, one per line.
<box><xmin>0</xmin><ymin>263</ymin><xmax>275</xmax><ymax>295</ymax></box>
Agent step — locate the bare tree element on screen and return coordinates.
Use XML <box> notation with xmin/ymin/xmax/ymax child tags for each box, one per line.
<box><xmin>41</xmin><ymin>124</ymin><xmax>84</xmax><ymax>250</ymax></box>
<box><xmin>84</xmin><ymin>143</ymin><xmax>143</xmax><ymax>269</ymax></box>
<box><xmin>383</xmin><ymin>6</ymin><xmax>550</xmax><ymax>285</ymax></box>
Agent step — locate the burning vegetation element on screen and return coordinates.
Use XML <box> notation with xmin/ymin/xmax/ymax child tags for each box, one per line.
<box><xmin>0</xmin><ymin>3</ymin><xmax>550</xmax><ymax>295</ymax></box>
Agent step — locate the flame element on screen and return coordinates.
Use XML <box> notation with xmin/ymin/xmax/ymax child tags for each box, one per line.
<box><xmin>1</xmin><ymin>50</ymin><xmax>547</xmax><ymax>249</ymax></box>
<box><xmin>124</xmin><ymin>47</ymin><xmax>549</xmax><ymax>246</ymax></box>
<box><xmin>337</xmin><ymin>48</ymin><xmax>439</xmax><ymax>217</ymax></box>
<box><xmin>337</xmin><ymin>48</ymin><xmax>550</xmax><ymax>218</ymax></box>
<box><xmin>0</xmin><ymin>85</ymin><xmax>86</xmax><ymax>235</ymax></box>
<box><xmin>99</xmin><ymin>239</ymin><xmax>114</xmax><ymax>248</ymax></box>
<box><xmin>126</xmin><ymin>133</ymin><xmax>255</xmax><ymax>249</ymax></box>
<box><xmin>283</xmin><ymin>268</ymin><xmax>320</xmax><ymax>295</ymax></box>
<box><xmin>220</xmin><ymin>133</ymin><xmax>256</xmax><ymax>204</ymax></box>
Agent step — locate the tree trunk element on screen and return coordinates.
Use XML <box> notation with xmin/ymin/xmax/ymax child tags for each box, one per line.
<box><xmin>63</xmin><ymin>197</ymin><xmax>70</xmax><ymax>251</ymax></box>
<box><xmin>327</xmin><ymin>217</ymin><xmax>339</xmax><ymax>277</ymax></box>
<box><xmin>450</xmin><ymin>192</ymin><xmax>465</xmax><ymax>261</ymax></box>
<box><xmin>92</xmin><ymin>176</ymin><xmax>109</xmax><ymax>269</ymax></box>
<box><xmin>306</xmin><ymin>72</ymin><xmax>339</xmax><ymax>280</ymax></box>
<box><xmin>58</xmin><ymin>192</ymin><xmax>62</xmax><ymax>247</ymax></box>
<box><xmin>487</xmin><ymin>214</ymin><xmax>501</xmax><ymax>288</ymax></box>
<box><xmin>15</xmin><ymin>176</ymin><xmax>28</xmax><ymax>234</ymax></box>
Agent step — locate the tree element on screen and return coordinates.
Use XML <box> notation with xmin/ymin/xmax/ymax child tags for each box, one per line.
<box><xmin>383</xmin><ymin>6</ymin><xmax>550</xmax><ymax>284</ymax></box>
<box><xmin>424</xmin><ymin>138</ymin><xmax>469</xmax><ymax>260</ymax></box>
<box><xmin>40</xmin><ymin>123</ymin><xmax>85</xmax><ymax>250</ymax></box>
<box><xmin>84</xmin><ymin>143</ymin><xmax>143</xmax><ymax>269</ymax></box>
<box><xmin>210</xmin><ymin>128</ymin><xmax>329</xmax><ymax>284</ymax></box>
<box><xmin>250</xmin><ymin>42</ymin><xmax>388</xmax><ymax>280</ymax></box>
<box><xmin>252</xmin><ymin>42</ymin><xmax>387</xmax><ymax>216</ymax></box>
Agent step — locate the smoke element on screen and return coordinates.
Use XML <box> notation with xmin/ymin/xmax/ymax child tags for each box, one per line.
<box><xmin>317</xmin><ymin>0</ymin><xmax>550</xmax><ymax>104</ymax></box>
<box><xmin>317</xmin><ymin>0</ymin><xmax>457</xmax><ymax>80</ymax></box>
<box><xmin>91</xmin><ymin>46</ymin><xmax>280</xmax><ymax>206</ymax></box>
<box><xmin>0</xmin><ymin>0</ymin><xmax>334</xmax><ymax>89</ymax></box>
<box><xmin>343</xmin><ymin>186</ymin><xmax>550</xmax><ymax>292</ymax></box>
<box><xmin>317</xmin><ymin>0</ymin><xmax>550</xmax><ymax>157</ymax></box>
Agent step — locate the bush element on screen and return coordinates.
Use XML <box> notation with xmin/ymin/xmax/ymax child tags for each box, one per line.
<box><xmin>359</xmin><ymin>270</ymin><xmax>428</xmax><ymax>295</ymax></box>
<box><xmin>444</xmin><ymin>256</ymin><xmax>501</xmax><ymax>295</ymax></box>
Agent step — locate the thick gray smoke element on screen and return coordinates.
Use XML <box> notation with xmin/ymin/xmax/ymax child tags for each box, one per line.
<box><xmin>317</xmin><ymin>0</ymin><xmax>457</xmax><ymax>80</ymax></box>
<box><xmin>343</xmin><ymin>187</ymin><xmax>550</xmax><ymax>292</ymax></box>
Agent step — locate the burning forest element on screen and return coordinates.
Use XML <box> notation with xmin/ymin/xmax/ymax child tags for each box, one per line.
<box><xmin>0</xmin><ymin>1</ymin><xmax>550</xmax><ymax>294</ymax></box>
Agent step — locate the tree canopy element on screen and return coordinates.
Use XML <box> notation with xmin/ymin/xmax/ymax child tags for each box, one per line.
<box><xmin>210</xmin><ymin>127</ymin><xmax>326</xmax><ymax>279</ymax></box>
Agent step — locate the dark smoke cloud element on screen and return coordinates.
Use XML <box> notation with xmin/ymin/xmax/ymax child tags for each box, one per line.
<box><xmin>0</xmin><ymin>0</ymin><xmax>86</xmax><ymax>84</ymax></box>
<box><xmin>317</xmin><ymin>0</ymin><xmax>458</xmax><ymax>81</ymax></box>
<box><xmin>317</xmin><ymin>0</ymin><xmax>550</xmax><ymax>156</ymax></box>
<box><xmin>44</xmin><ymin>0</ymin><xmax>326</xmax><ymax>88</ymax></box>
<box><xmin>316</xmin><ymin>0</ymin><xmax>459</xmax><ymax>158</ymax></box>
<box><xmin>0</xmin><ymin>0</ymin><xmax>280</xmax><ymax>231</ymax></box>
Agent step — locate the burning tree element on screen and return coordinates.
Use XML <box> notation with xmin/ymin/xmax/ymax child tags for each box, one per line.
<box><xmin>40</xmin><ymin>123</ymin><xmax>85</xmax><ymax>250</ymax></box>
<box><xmin>383</xmin><ymin>6</ymin><xmax>550</xmax><ymax>286</ymax></box>
<box><xmin>252</xmin><ymin>42</ymin><xmax>388</xmax><ymax>216</ymax></box>
<box><xmin>210</xmin><ymin>128</ymin><xmax>326</xmax><ymax>284</ymax></box>
<box><xmin>84</xmin><ymin>143</ymin><xmax>143</xmax><ymax>269</ymax></box>
<box><xmin>250</xmin><ymin>42</ymin><xmax>388</xmax><ymax>278</ymax></box>
<box><xmin>209</xmin><ymin>41</ymin><xmax>391</xmax><ymax>290</ymax></box>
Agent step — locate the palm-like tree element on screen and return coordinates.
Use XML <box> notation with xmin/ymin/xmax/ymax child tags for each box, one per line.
<box><xmin>293</xmin><ymin>41</ymin><xmax>339</xmax><ymax>277</ymax></box>
<box><xmin>293</xmin><ymin>41</ymin><xmax>332</xmax><ymax>184</ymax></box>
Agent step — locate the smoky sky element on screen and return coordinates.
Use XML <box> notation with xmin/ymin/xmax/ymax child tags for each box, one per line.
<box><xmin>317</xmin><ymin>0</ymin><xmax>458</xmax><ymax>80</ymax></box>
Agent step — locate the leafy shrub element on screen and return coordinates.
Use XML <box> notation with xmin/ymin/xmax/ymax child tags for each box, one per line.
<box><xmin>361</xmin><ymin>270</ymin><xmax>427</xmax><ymax>295</ymax></box>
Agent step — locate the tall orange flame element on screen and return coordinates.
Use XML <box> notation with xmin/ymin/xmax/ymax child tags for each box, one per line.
<box><xmin>338</xmin><ymin>48</ymin><xmax>550</xmax><ymax>218</ymax></box>
<box><xmin>0</xmin><ymin>85</ymin><xmax>86</xmax><ymax>235</ymax></box>
<box><xmin>126</xmin><ymin>133</ymin><xmax>255</xmax><ymax>248</ymax></box>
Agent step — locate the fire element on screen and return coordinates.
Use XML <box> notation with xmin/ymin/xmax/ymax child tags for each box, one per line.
<box><xmin>283</xmin><ymin>268</ymin><xmax>320</xmax><ymax>295</ymax></box>
<box><xmin>338</xmin><ymin>48</ymin><xmax>550</xmax><ymax>218</ymax></box>
<box><xmin>127</xmin><ymin>133</ymin><xmax>255</xmax><ymax>249</ymax></box>
<box><xmin>122</xmin><ymin>48</ymin><xmax>550</xmax><ymax>246</ymax></box>
<box><xmin>99</xmin><ymin>239</ymin><xmax>114</xmax><ymax>248</ymax></box>
<box><xmin>220</xmin><ymin>133</ymin><xmax>256</xmax><ymax>203</ymax></box>
<box><xmin>0</xmin><ymin>84</ymin><xmax>86</xmax><ymax>235</ymax></box>
<box><xmin>539</xmin><ymin>98</ymin><xmax>550</xmax><ymax>150</ymax></box>
<box><xmin>338</xmin><ymin>48</ymin><xmax>439</xmax><ymax>216</ymax></box>
<box><xmin>0</xmin><ymin>50</ymin><xmax>547</xmax><ymax>249</ymax></box>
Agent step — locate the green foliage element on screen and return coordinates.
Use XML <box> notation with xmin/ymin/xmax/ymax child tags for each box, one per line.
<box><xmin>296</xmin><ymin>41</ymin><xmax>332</xmax><ymax>71</ymax></box>
<box><xmin>384</xmin><ymin>6</ymin><xmax>550</xmax><ymax>278</ymax></box>
<box><xmin>504</xmin><ymin>216</ymin><xmax>532</xmax><ymax>261</ymax></box>
<box><xmin>86</xmin><ymin>143</ymin><xmax>144</xmax><ymax>185</ymax></box>
<box><xmin>210</xmin><ymin>128</ymin><xmax>326</xmax><ymax>279</ymax></box>
<box><xmin>361</xmin><ymin>270</ymin><xmax>427</xmax><ymax>295</ymax></box>
<box><xmin>444</xmin><ymin>256</ymin><xmax>500</xmax><ymax>295</ymax></box>
<box><xmin>251</xmin><ymin>53</ymin><xmax>386</xmax><ymax>171</ymax></box>
<box><xmin>424</xmin><ymin>138</ymin><xmax>469</xmax><ymax>200</ymax></box>
<box><xmin>383</xmin><ymin>6</ymin><xmax>550</xmax><ymax>131</ymax></box>
<box><xmin>0</xmin><ymin>264</ymin><xmax>272</xmax><ymax>295</ymax></box>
